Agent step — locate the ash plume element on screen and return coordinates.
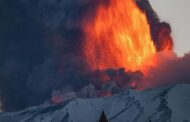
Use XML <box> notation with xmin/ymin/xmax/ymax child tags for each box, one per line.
<box><xmin>0</xmin><ymin>0</ymin><xmax>180</xmax><ymax>112</ymax></box>
<box><xmin>138</xmin><ymin>52</ymin><xmax>190</xmax><ymax>89</ymax></box>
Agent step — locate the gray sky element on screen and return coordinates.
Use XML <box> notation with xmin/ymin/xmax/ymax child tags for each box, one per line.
<box><xmin>149</xmin><ymin>0</ymin><xmax>190</xmax><ymax>56</ymax></box>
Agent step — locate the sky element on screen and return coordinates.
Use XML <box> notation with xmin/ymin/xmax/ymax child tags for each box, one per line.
<box><xmin>149</xmin><ymin>0</ymin><xmax>190</xmax><ymax>56</ymax></box>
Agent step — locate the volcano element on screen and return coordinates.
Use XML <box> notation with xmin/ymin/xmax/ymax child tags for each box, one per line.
<box><xmin>0</xmin><ymin>0</ymin><xmax>190</xmax><ymax>121</ymax></box>
<box><xmin>0</xmin><ymin>84</ymin><xmax>190</xmax><ymax>122</ymax></box>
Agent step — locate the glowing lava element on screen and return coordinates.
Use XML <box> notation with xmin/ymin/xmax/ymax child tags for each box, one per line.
<box><xmin>83</xmin><ymin>0</ymin><xmax>156</xmax><ymax>72</ymax></box>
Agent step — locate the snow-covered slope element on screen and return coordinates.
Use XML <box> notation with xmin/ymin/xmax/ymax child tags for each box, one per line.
<box><xmin>0</xmin><ymin>84</ymin><xmax>190</xmax><ymax>122</ymax></box>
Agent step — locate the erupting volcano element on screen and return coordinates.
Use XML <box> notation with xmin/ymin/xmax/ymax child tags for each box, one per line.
<box><xmin>2</xmin><ymin>0</ymin><xmax>185</xmax><ymax>113</ymax></box>
<box><xmin>83</xmin><ymin>0</ymin><xmax>156</xmax><ymax>72</ymax></box>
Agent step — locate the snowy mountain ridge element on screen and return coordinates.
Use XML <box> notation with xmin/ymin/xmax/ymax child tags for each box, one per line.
<box><xmin>0</xmin><ymin>84</ymin><xmax>190</xmax><ymax>122</ymax></box>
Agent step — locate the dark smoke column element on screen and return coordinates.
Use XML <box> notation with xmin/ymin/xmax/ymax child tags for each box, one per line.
<box><xmin>136</xmin><ymin>0</ymin><xmax>173</xmax><ymax>51</ymax></box>
<box><xmin>0</xmin><ymin>0</ymin><xmax>174</xmax><ymax>112</ymax></box>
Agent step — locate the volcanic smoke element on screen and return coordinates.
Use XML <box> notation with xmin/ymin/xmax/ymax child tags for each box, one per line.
<box><xmin>2</xmin><ymin>0</ymin><xmax>189</xmax><ymax>111</ymax></box>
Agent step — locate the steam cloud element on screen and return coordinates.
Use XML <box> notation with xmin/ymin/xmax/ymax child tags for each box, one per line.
<box><xmin>0</xmin><ymin>0</ymin><xmax>187</xmax><ymax>112</ymax></box>
<box><xmin>138</xmin><ymin>52</ymin><xmax>190</xmax><ymax>89</ymax></box>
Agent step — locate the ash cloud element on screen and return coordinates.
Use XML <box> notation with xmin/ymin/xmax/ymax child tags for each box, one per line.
<box><xmin>0</xmin><ymin>0</ymin><xmax>95</xmax><ymax>111</ymax></box>
<box><xmin>0</xmin><ymin>0</ymin><xmax>176</xmax><ymax>112</ymax></box>
<box><xmin>138</xmin><ymin>52</ymin><xmax>190</xmax><ymax>89</ymax></box>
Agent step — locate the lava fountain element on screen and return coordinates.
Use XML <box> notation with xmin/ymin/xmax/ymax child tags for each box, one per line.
<box><xmin>83</xmin><ymin>0</ymin><xmax>156</xmax><ymax>72</ymax></box>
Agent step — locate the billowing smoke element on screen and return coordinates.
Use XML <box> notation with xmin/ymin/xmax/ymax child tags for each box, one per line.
<box><xmin>0</xmin><ymin>0</ymin><xmax>184</xmax><ymax>112</ymax></box>
<box><xmin>0</xmin><ymin>0</ymin><xmax>97</xmax><ymax>111</ymax></box>
<box><xmin>137</xmin><ymin>51</ymin><xmax>190</xmax><ymax>89</ymax></box>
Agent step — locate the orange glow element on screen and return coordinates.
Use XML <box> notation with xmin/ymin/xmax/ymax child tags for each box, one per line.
<box><xmin>158</xmin><ymin>27</ymin><xmax>173</xmax><ymax>51</ymax></box>
<box><xmin>83</xmin><ymin>0</ymin><xmax>156</xmax><ymax>72</ymax></box>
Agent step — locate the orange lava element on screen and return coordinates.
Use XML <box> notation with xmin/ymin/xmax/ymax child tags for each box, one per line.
<box><xmin>83</xmin><ymin>0</ymin><xmax>156</xmax><ymax>72</ymax></box>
